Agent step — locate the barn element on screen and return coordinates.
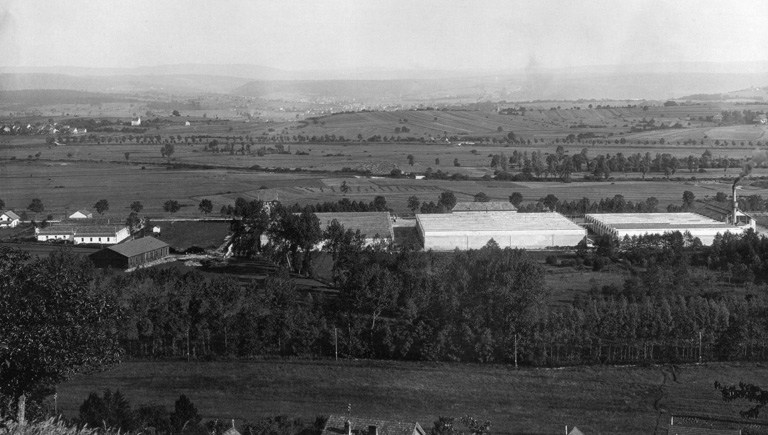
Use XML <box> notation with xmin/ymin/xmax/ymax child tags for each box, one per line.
<box><xmin>416</xmin><ymin>212</ymin><xmax>586</xmax><ymax>251</ymax></box>
<box><xmin>315</xmin><ymin>212</ymin><xmax>394</xmax><ymax>245</ymax></box>
<box><xmin>90</xmin><ymin>236</ymin><xmax>170</xmax><ymax>269</ymax></box>
<box><xmin>585</xmin><ymin>213</ymin><xmax>746</xmax><ymax>245</ymax></box>
<box><xmin>0</xmin><ymin>211</ymin><xmax>20</xmax><ymax>228</ymax></box>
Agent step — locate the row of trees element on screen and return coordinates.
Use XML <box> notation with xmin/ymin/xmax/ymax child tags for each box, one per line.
<box><xmin>491</xmin><ymin>148</ymin><xmax>740</xmax><ymax>182</ymax></box>
<box><xmin>65</xmin><ymin>228</ymin><xmax>768</xmax><ymax>368</ymax></box>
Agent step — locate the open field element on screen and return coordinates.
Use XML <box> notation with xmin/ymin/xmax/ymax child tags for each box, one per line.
<box><xmin>2</xmin><ymin>159</ymin><xmax>765</xmax><ymax>217</ymax></box>
<box><xmin>56</xmin><ymin>360</ymin><xmax>768</xmax><ymax>435</ymax></box>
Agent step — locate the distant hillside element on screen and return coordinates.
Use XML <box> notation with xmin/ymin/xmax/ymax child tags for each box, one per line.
<box><xmin>1</xmin><ymin>65</ymin><xmax>767</xmax><ymax>101</ymax></box>
<box><xmin>0</xmin><ymin>73</ymin><xmax>252</xmax><ymax>94</ymax></box>
<box><xmin>0</xmin><ymin>89</ymin><xmax>131</xmax><ymax>106</ymax></box>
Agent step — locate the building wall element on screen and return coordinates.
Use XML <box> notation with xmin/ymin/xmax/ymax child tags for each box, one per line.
<box><xmin>38</xmin><ymin>233</ymin><xmax>74</xmax><ymax>242</ymax></box>
<box><xmin>0</xmin><ymin>215</ymin><xmax>19</xmax><ymax>227</ymax></box>
<box><xmin>75</xmin><ymin>235</ymin><xmax>117</xmax><ymax>245</ymax></box>
<box><xmin>127</xmin><ymin>246</ymin><xmax>169</xmax><ymax>268</ymax></box>
<box><xmin>421</xmin><ymin>230</ymin><xmax>585</xmax><ymax>251</ymax></box>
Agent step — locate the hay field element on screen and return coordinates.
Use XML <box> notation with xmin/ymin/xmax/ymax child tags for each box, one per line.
<box><xmin>55</xmin><ymin>359</ymin><xmax>768</xmax><ymax>435</ymax></box>
<box><xmin>3</xmin><ymin>158</ymin><xmax>768</xmax><ymax>217</ymax></box>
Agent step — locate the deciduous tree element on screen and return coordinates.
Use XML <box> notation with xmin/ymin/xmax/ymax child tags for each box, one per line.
<box><xmin>198</xmin><ymin>199</ymin><xmax>213</xmax><ymax>214</ymax></box>
<box><xmin>94</xmin><ymin>199</ymin><xmax>110</xmax><ymax>215</ymax></box>
<box><xmin>0</xmin><ymin>248</ymin><xmax>121</xmax><ymax>423</ymax></box>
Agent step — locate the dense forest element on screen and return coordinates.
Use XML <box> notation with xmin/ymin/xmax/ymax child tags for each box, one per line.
<box><xmin>82</xmin><ymin>224</ymin><xmax>768</xmax><ymax>366</ymax></box>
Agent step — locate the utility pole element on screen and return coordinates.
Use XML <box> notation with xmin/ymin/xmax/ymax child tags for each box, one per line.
<box><xmin>698</xmin><ymin>330</ymin><xmax>703</xmax><ymax>364</ymax></box>
<box><xmin>334</xmin><ymin>327</ymin><xmax>338</xmax><ymax>361</ymax></box>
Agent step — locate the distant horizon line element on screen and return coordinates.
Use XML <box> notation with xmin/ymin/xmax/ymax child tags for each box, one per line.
<box><xmin>3</xmin><ymin>59</ymin><xmax>768</xmax><ymax>75</ymax></box>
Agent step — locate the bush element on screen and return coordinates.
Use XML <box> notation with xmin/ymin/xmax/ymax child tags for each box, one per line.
<box><xmin>545</xmin><ymin>255</ymin><xmax>558</xmax><ymax>266</ymax></box>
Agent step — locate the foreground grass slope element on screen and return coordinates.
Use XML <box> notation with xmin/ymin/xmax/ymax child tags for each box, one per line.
<box><xmin>56</xmin><ymin>360</ymin><xmax>768</xmax><ymax>435</ymax></box>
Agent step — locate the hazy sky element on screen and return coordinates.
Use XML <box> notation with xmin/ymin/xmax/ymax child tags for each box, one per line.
<box><xmin>2</xmin><ymin>0</ymin><xmax>768</xmax><ymax>72</ymax></box>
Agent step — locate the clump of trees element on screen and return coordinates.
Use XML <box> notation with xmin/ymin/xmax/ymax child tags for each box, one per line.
<box><xmin>0</xmin><ymin>248</ymin><xmax>121</xmax><ymax>423</ymax></box>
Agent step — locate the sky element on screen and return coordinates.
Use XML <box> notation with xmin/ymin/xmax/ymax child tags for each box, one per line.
<box><xmin>2</xmin><ymin>0</ymin><xmax>768</xmax><ymax>73</ymax></box>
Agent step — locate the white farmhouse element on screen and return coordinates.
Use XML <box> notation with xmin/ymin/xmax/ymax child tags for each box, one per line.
<box><xmin>0</xmin><ymin>211</ymin><xmax>21</xmax><ymax>228</ymax></box>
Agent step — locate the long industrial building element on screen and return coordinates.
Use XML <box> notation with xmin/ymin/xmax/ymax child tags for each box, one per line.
<box><xmin>585</xmin><ymin>213</ymin><xmax>747</xmax><ymax>245</ymax></box>
<box><xmin>416</xmin><ymin>212</ymin><xmax>586</xmax><ymax>251</ymax></box>
<box><xmin>315</xmin><ymin>212</ymin><xmax>394</xmax><ymax>245</ymax></box>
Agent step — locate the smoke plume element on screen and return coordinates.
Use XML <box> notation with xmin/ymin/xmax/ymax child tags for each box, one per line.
<box><xmin>733</xmin><ymin>149</ymin><xmax>768</xmax><ymax>187</ymax></box>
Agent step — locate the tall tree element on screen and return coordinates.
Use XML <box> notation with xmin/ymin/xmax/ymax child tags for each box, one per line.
<box><xmin>407</xmin><ymin>196</ymin><xmax>421</xmax><ymax>213</ymax></box>
<box><xmin>438</xmin><ymin>191</ymin><xmax>457</xmax><ymax>211</ymax></box>
<box><xmin>130</xmin><ymin>201</ymin><xmax>144</xmax><ymax>214</ymax></box>
<box><xmin>27</xmin><ymin>198</ymin><xmax>44</xmax><ymax>218</ymax></box>
<box><xmin>94</xmin><ymin>199</ymin><xmax>110</xmax><ymax>215</ymax></box>
<box><xmin>198</xmin><ymin>199</ymin><xmax>213</xmax><ymax>214</ymax></box>
<box><xmin>0</xmin><ymin>248</ymin><xmax>121</xmax><ymax>423</ymax></box>
<box><xmin>163</xmin><ymin>200</ymin><xmax>181</xmax><ymax>214</ymax></box>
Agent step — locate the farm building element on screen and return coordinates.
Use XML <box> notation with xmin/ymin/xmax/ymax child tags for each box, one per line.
<box><xmin>69</xmin><ymin>209</ymin><xmax>93</xmax><ymax>219</ymax></box>
<box><xmin>416</xmin><ymin>212</ymin><xmax>586</xmax><ymax>251</ymax></box>
<box><xmin>0</xmin><ymin>211</ymin><xmax>20</xmax><ymax>228</ymax></box>
<box><xmin>131</xmin><ymin>117</ymin><xmax>141</xmax><ymax>126</ymax></box>
<box><xmin>90</xmin><ymin>236</ymin><xmax>169</xmax><ymax>269</ymax></box>
<box><xmin>452</xmin><ymin>201</ymin><xmax>517</xmax><ymax>213</ymax></box>
<box><xmin>585</xmin><ymin>213</ymin><xmax>746</xmax><ymax>245</ymax></box>
<box><xmin>321</xmin><ymin>415</ymin><xmax>425</xmax><ymax>435</ymax></box>
<box><xmin>315</xmin><ymin>212</ymin><xmax>394</xmax><ymax>245</ymax></box>
<box><xmin>36</xmin><ymin>220</ymin><xmax>130</xmax><ymax>244</ymax></box>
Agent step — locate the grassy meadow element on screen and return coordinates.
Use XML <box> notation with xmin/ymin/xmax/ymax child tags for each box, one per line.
<box><xmin>55</xmin><ymin>359</ymin><xmax>768</xmax><ymax>435</ymax></box>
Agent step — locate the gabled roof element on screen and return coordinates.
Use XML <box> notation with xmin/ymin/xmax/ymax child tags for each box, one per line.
<box><xmin>107</xmin><ymin>236</ymin><xmax>168</xmax><ymax>258</ymax></box>
<box><xmin>568</xmin><ymin>428</ymin><xmax>585</xmax><ymax>435</ymax></box>
<box><xmin>452</xmin><ymin>201</ymin><xmax>517</xmax><ymax>212</ymax></box>
<box><xmin>322</xmin><ymin>415</ymin><xmax>424</xmax><ymax>435</ymax></box>
<box><xmin>1</xmin><ymin>211</ymin><xmax>20</xmax><ymax>220</ymax></box>
<box><xmin>71</xmin><ymin>209</ymin><xmax>92</xmax><ymax>216</ymax></box>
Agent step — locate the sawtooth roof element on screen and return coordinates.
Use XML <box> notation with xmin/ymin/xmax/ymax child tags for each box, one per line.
<box><xmin>586</xmin><ymin>213</ymin><xmax>737</xmax><ymax>230</ymax></box>
<box><xmin>315</xmin><ymin>212</ymin><xmax>393</xmax><ymax>239</ymax></box>
<box><xmin>452</xmin><ymin>201</ymin><xmax>517</xmax><ymax>212</ymax></box>
<box><xmin>417</xmin><ymin>212</ymin><xmax>584</xmax><ymax>233</ymax></box>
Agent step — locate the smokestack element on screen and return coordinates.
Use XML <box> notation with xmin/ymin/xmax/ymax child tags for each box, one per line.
<box><xmin>733</xmin><ymin>183</ymin><xmax>738</xmax><ymax>225</ymax></box>
<box><xmin>369</xmin><ymin>425</ymin><xmax>378</xmax><ymax>435</ymax></box>
<box><xmin>345</xmin><ymin>421</ymin><xmax>351</xmax><ymax>435</ymax></box>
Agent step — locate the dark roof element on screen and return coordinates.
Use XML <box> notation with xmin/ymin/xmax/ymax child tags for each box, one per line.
<box><xmin>315</xmin><ymin>212</ymin><xmax>393</xmax><ymax>240</ymax></box>
<box><xmin>107</xmin><ymin>237</ymin><xmax>168</xmax><ymax>258</ymax></box>
<box><xmin>668</xmin><ymin>427</ymin><xmax>741</xmax><ymax>435</ymax></box>
<box><xmin>322</xmin><ymin>416</ymin><xmax>424</xmax><ymax>435</ymax></box>
<box><xmin>452</xmin><ymin>202</ymin><xmax>517</xmax><ymax>212</ymax></box>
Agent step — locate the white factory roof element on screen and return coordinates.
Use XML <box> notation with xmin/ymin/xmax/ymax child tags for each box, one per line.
<box><xmin>585</xmin><ymin>213</ymin><xmax>735</xmax><ymax>230</ymax></box>
<box><xmin>417</xmin><ymin>212</ymin><xmax>584</xmax><ymax>233</ymax></box>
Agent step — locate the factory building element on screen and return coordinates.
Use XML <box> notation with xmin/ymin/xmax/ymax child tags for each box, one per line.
<box><xmin>585</xmin><ymin>213</ymin><xmax>746</xmax><ymax>245</ymax></box>
<box><xmin>416</xmin><ymin>212</ymin><xmax>586</xmax><ymax>251</ymax></box>
<box><xmin>315</xmin><ymin>212</ymin><xmax>394</xmax><ymax>245</ymax></box>
<box><xmin>451</xmin><ymin>201</ymin><xmax>517</xmax><ymax>213</ymax></box>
